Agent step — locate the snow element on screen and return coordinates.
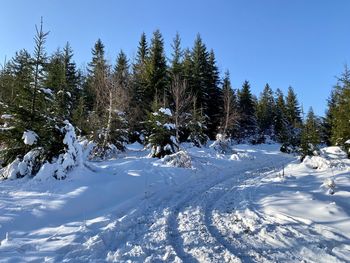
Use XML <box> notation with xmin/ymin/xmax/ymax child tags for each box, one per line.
<box><xmin>22</xmin><ymin>130</ymin><xmax>38</xmax><ymax>145</ymax></box>
<box><xmin>163</xmin><ymin>123</ymin><xmax>175</xmax><ymax>130</ymax></box>
<box><xmin>40</xmin><ymin>88</ymin><xmax>54</xmax><ymax>96</ymax></box>
<box><xmin>159</xmin><ymin>107</ymin><xmax>172</xmax><ymax>116</ymax></box>
<box><xmin>0</xmin><ymin>144</ymin><xmax>349</xmax><ymax>262</ymax></box>
<box><xmin>0</xmin><ymin>114</ymin><xmax>12</xmax><ymax>120</ymax></box>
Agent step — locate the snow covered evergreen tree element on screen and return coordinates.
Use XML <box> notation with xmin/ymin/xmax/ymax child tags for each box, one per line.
<box><xmin>147</xmin><ymin>104</ymin><xmax>178</xmax><ymax>158</ymax></box>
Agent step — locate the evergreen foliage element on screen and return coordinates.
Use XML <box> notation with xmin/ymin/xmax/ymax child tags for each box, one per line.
<box><xmin>300</xmin><ymin>107</ymin><xmax>321</xmax><ymax>157</ymax></box>
<box><xmin>1</xmin><ymin>21</ymin><xmax>349</xmax><ymax>178</ymax></box>
<box><xmin>237</xmin><ymin>81</ymin><xmax>257</xmax><ymax>141</ymax></box>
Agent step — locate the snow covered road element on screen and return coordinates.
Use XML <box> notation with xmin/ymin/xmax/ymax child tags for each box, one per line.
<box><xmin>0</xmin><ymin>144</ymin><xmax>349</xmax><ymax>262</ymax></box>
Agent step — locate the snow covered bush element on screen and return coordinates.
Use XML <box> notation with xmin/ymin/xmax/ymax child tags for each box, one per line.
<box><xmin>160</xmin><ymin>150</ymin><xmax>192</xmax><ymax>168</ymax></box>
<box><xmin>210</xmin><ymin>134</ymin><xmax>235</xmax><ymax>154</ymax></box>
<box><xmin>345</xmin><ymin>139</ymin><xmax>350</xmax><ymax>158</ymax></box>
<box><xmin>0</xmin><ymin>121</ymin><xmax>82</xmax><ymax>180</ymax></box>
<box><xmin>0</xmin><ymin>148</ymin><xmax>44</xmax><ymax>180</ymax></box>
<box><xmin>89</xmin><ymin>143</ymin><xmax>120</xmax><ymax>161</ymax></box>
<box><xmin>35</xmin><ymin>121</ymin><xmax>82</xmax><ymax>180</ymax></box>
<box><xmin>301</xmin><ymin>146</ymin><xmax>350</xmax><ymax>170</ymax></box>
<box><xmin>322</xmin><ymin>178</ymin><xmax>336</xmax><ymax>195</ymax></box>
<box><xmin>303</xmin><ymin>156</ymin><xmax>330</xmax><ymax>170</ymax></box>
<box><xmin>147</xmin><ymin>107</ymin><xmax>178</xmax><ymax>158</ymax></box>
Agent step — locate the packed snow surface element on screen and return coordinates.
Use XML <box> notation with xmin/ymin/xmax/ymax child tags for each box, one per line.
<box><xmin>0</xmin><ymin>144</ymin><xmax>349</xmax><ymax>262</ymax></box>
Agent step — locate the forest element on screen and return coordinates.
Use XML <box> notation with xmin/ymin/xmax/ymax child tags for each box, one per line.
<box><xmin>0</xmin><ymin>20</ymin><xmax>349</xmax><ymax>180</ymax></box>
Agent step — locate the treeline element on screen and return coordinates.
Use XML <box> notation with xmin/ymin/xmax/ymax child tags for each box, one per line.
<box><xmin>0</xmin><ymin>21</ymin><xmax>349</xmax><ymax>173</ymax></box>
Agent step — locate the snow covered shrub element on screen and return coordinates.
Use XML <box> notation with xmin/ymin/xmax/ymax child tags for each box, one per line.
<box><xmin>210</xmin><ymin>134</ymin><xmax>235</xmax><ymax>154</ymax></box>
<box><xmin>89</xmin><ymin>143</ymin><xmax>120</xmax><ymax>161</ymax></box>
<box><xmin>147</xmin><ymin>107</ymin><xmax>178</xmax><ymax>158</ymax></box>
<box><xmin>1</xmin><ymin>121</ymin><xmax>82</xmax><ymax>180</ymax></box>
<box><xmin>35</xmin><ymin>121</ymin><xmax>82</xmax><ymax>180</ymax></box>
<box><xmin>322</xmin><ymin>178</ymin><xmax>336</xmax><ymax>195</ymax></box>
<box><xmin>303</xmin><ymin>155</ymin><xmax>330</xmax><ymax>170</ymax></box>
<box><xmin>160</xmin><ymin>150</ymin><xmax>192</xmax><ymax>168</ymax></box>
<box><xmin>345</xmin><ymin>140</ymin><xmax>350</xmax><ymax>158</ymax></box>
<box><xmin>0</xmin><ymin>148</ymin><xmax>44</xmax><ymax>180</ymax></box>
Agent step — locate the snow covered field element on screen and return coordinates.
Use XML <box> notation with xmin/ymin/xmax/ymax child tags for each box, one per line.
<box><xmin>0</xmin><ymin>143</ymin><xmax>349</xmax><ymax>262</ymax></box>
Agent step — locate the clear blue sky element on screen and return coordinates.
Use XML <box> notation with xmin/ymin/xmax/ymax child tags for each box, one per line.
<box><xmin>1</xmin><ymin>0</ymin><xmax>350</xmax><ymax>116</ymax></box>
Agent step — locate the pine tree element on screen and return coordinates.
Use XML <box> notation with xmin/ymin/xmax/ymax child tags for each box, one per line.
<box><xmin>323</xmin><ymin>89</ymin><xmax>338</xmax><ymax>146</ymax></box>
<box><xmin>286</xmin><ymin>86</ymin><xmax>302</xmax><ymax>128</ymax></box>
<box><xmin>87</xmin><ymin>39</ymin><xmax>108</xmax><ymax>116</ymax></box>
<box><xmin>145</xmin><ymin>30</ymin><xmax>168</xmax><ymax>107</ymax></box>
<box><xmin>170</xmin><ymin>32</ymin><xmax>183</xmax><ymax>78</ymax></box>
<box><xmin>300</xmin><ymin>107</ymin><xmax>321</xmax><ymax>157</ymax></box>
<box><xmin>129</xmin><ymin>33</ymin><xmax>148</xmax><ymax>141</ymax></box>
<box><xmin>191</xmin><ymin>34</ymin><xmax>209</xmax><ymax>110</ymax></box>
<box><xmin>330</xmin><ymin>65</ymin><xmax>350</xmax><ymax>155</ymax></box>
<box><xmin>63</xmin><ymin>42</ymin><xmax>81</xmax><ymax>120</ymax></box>
<box><xmin>237</xmin><ymin>80</ymin><xmax>257</xmax><ymax>141</ymax></box>
<box><xmin>274</xmin><ymin>88</ymin><xmax>289</xmax><ymax>143</ymax></box>
<box><xmin>257</xmin><ymin>83</ymin><xmax>275</xmax><ymax>138</ymax></box>
<box><xmin>205</xmin><ymin>50</ymin><xmax>222</xmax><ymax>139</ymax></box>
<box><xmin>285</xmin><ymin>86</ymin><xmax>302</xmax><ymax>146</ymax></box>
<box><xmin>147</xmin><ymin>102</ymin><xmax>178</xmax><ymax>158</ymax></box>
<box><xmin>45</xmin><ymin>49</ymin><xmax>69</xmax><ymax>119</ymax></box>
<box><xmin>0</xmin><ymin>20</ymin><xmax>65</xmax><ymax>169</ymax></box>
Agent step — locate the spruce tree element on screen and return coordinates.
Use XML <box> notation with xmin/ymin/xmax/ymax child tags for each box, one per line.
<box><xmin>206</xmin><ymin>50</ymin><xmax>222</xmax><ymax>139</ymax></box>
<box><xmin>274</xmin><ymin>88</ymin><xmax>289</xmax><ymax>143</ymax></box>
<box><xmin>145</xmin><ymin>30</ymin><xmax>168</xmax><ymax>107</ymax></box>
<box><xmin>130</xmin><ymin>33</ymin><xmax>149</xmax><ymax>141</ymax></box>
<box><xmin>286</xmin><ymin>86</ymin><xmax>302</xmax><ymax>128</ymax></box>
<box><xmin>45</xmin><ymin>49</ymin><xmax>69</xmax><ymax>119</ymax></box>
<box><xmin>63</xmin><ymin>42</ymin><xmax>81</xmax><ymax>120</ymax></box>
<box><xmin>170</xmin><ymin>32</ymin><xmax>183</xmax><ymax>78</ymax></box>
<box><xmin>0</xmin><ymin>20</ymin><xmax>65</xmax><ymax>170</ymax></box>
<box><xmin>191</xmin><ymin>34</ymin><xmax>209</xmax><ymax>110</ymax></box>
<box><xmin>257</xmin><ymin>83</ymin><xmax>275</xmax><ymax>138</ymax></box>
<box><xmin>285</xmin><ymin>86</ymin><xmax>302</xmax><ymax>146</ymax></box>
<box><xmin>237</xmin><ymin>80</ymin><xmax>257</xmax><ymax>141</ymax></box>
<box><xmin>300</xmin><ymin>107</ymin><xmax>321</xmax><ymax>157</ymax></box>
<box><xmin>147</xmin><ymin>101</ymin><xmax>178</xmax><ymax>158</ymax></box>
<box><xmin>330</xmin><ymin>65</ymin><xmax>350</xmax><ymax>155</ymax></box>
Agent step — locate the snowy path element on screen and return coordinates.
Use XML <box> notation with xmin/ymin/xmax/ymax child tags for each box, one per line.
<box><xmin>0</xmin><ymin>144</ymin><xmax>349</xmax><ymax>262</ymax></box>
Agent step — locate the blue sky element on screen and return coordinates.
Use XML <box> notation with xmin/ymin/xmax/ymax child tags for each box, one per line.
<box><xmin>1</xmin><ymin>0</ymin><xmax>350</xmax><ymax>116</ymax></box>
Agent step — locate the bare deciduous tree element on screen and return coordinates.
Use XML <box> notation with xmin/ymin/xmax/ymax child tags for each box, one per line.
<box><xmin>170</xmin><ymin>74</ymin><xmax>192</xmax><ymax>142</ymax></box>
<box><xmin>221</xmin><ymin>73</ymin><xmax>238</xmax><ymax>137</ymax></box>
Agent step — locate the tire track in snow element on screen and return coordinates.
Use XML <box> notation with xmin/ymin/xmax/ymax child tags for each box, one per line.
<box><xmin>165</xmin><ymin>156</ymin><xmax>291</xmax><ymax>262</ymax></box>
